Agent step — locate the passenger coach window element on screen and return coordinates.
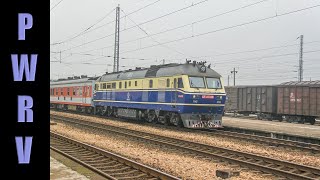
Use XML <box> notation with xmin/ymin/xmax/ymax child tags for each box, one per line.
<box><xmin>189</xmin><ymin>77</ymin><xmax>205</xmax><ymax>88</ymax></box>
<box><xmin>206</xmin><ymin>77</ymin><xmax>222</xmax><ymax>89</ymax></box>
<box><xmin>178</xmin><ymin>78</ymin><xmax>184</xmax><ymax>88</ymax></box>
<box><xmin>149</xmin><ymin>80</ymin><xmax>153</xmax><ymax>88</ymax></box>
<box><xmin>67</xmin><ymin>88</ymin><xmax>70</xmax><ymax>95</ymax></box>
<box><xmin>166</xmin><ymin>79</ymin><xmax>170</xmax><ymax>87</ymax></box>
<box><xmin>60</xmin><ymin>88</ymin><xmax>63</xmax><ymax>95</ymax></box>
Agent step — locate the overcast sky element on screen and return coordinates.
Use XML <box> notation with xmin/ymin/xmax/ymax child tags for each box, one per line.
<box><xmin>50</xmin><ymin>0</ymin><xmax>320</xmax><ymax>85</ymax></box>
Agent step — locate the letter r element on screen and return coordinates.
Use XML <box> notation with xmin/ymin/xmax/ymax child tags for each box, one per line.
<box><xmin>18</xmin><ymin>96</ymin><xmax>33</xmax><ymax>123</ymax></box>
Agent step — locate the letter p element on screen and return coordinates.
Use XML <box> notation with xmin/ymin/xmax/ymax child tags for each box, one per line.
<box><xmin>18</xmin><ymin>13</ymin><xmax>33</xmax><ymax>40</ymax></box>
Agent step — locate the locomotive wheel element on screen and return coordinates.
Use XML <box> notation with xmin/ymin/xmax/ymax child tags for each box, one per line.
<box><xmin>147</xmin><ymin>111</ymin><xmax>157</xmax><ymax>123</ymax></box>
<box><xmin>171</xmin><ymin>114</ymin><xmax>183</xmax><ymax>127</ymax></box>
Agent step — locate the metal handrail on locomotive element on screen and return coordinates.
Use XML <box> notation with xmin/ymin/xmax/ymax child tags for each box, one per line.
<box><xmin>50</xmin><ymin>61</ymin><xmax>226</xmax><ymax>129</ymax></box>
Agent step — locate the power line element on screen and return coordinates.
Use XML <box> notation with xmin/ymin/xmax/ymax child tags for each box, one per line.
<box><xmin>51</xmin><ymin>8</ymin><xmax>116</xmax><ymax>45</ymax></box>
<box><xmin>64</xmin><ymin>0</ymin><xmax>270</xmax><ymax>54</ymax></box>
<box><xmin>50</xmin><ymin>0</ymin><xmax>161</xmax><ymax>45</ymax></box>
<box><xmin>54</xmin><ymin>0</ymin><xmax>210</xmax><ymax>52</ymax></box>
<box><xmin>122</xmin><ymin>9</ymin><xmax>189</xmax><ymax>57</ymax></box>
<box><xmin>50</xmin><ymin>0</ymin><xmax>65</xmax><ymax>12</ymax></box>
<box><xmin>121</xmin><ymin>4</ymin><xmax>320</xmax><ymax>54</ymax></box>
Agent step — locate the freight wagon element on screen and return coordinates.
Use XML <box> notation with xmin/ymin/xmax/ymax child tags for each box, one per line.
<box><xmin>224</xmin><ymin>81</ymin><xmax>320</xmax><ymax>124</ymax></box>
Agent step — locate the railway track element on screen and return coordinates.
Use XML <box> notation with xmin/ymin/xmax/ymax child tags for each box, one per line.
<box><xmin>51</xmin><ymin>115</ymin><xmax>320</xmax><ymax>180</ymax></box>
<box><xmin>50</xmin><ymin>131</ymin><xmax>180</xmax><ymax>180</ymax></box>
<box><xmin>52</xmin><ymin>110</ymin><xmax>320</xmax><ymax>153</ymax></box>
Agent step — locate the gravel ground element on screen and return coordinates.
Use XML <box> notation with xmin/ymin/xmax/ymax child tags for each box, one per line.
<box><xmin>51</xmin><ymin>121</ymin><xmax>271</xmax><ymax>180</ymax></box>
<box><xmin>51</xmin><ymin>111</ymin><xmax>320</xmax><ymax>168</ymax></box>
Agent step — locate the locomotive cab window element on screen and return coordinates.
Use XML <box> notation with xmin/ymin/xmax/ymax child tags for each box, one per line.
<box><xmin>178</xmin><ymin>78</ymin><xmax>184</xmax><ymax>88</ymax></box>
<box><xmin>206</xmin><ymin>77</ymin><xmax>221</xmax><ymax>89</ymax></box>
<box><xmin>189</xmin><ymin>77</ymin><xmax>205</xmax><ymax>88</ymax></box>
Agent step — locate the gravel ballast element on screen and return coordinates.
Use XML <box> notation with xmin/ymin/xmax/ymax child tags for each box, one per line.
<box><xmin>50</xmin><ymin>111</ymin><xmax>320</xmax><ymax>168</ymax></box>
<box><xmin>51</xmin><ymin>120</ymin><xmax>271</xmax><ymax>180</ymax></box>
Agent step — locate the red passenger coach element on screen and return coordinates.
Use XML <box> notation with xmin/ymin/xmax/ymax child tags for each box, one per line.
<box><xmin>50</xmin><ymin>77</ymin><xmax>96</xmax><ymax>113</ymax></box>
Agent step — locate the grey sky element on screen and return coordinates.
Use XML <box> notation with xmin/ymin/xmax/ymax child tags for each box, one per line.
<box><xmin>50</xmin><ymin>0</ymin><xmax>320</xmax><ymax>85</ymax></box>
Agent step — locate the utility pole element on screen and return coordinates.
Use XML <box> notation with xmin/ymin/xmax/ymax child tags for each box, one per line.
<box><xmin>162</xmin><ymin>59</ymin><xmax>165</xmax><ymax>65</ymax></box>
<box><xmin>231</xmin><ymin>68</ymin><xmax>238</xmax><ymax>86</ymax></box>
<box><xmin>113</xmin><ymin>5</ymin><xmax>120</xmax><ymax>72</ymax></box>
<box><xmin>298</xmin><ymin>35</ymin><xmax>303</xmax><ymax>82</ymax></box>
<box><xmin>59</xmin><ymin>51</ymin><xmax>61</xmax><ymax>63</ymax></box>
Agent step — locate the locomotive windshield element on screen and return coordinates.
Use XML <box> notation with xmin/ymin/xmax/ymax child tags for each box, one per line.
<box><xmin>206</xmin><ymin>77</ymin><xmax>222</xmax><ymax>89</ymax></box>
<box><xmin>189</xmin><ymin>77</ymin><xmax>205</xmax><ymax>88</ymax></box>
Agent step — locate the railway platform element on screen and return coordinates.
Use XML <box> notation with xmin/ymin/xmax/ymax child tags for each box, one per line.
<box><xmin>222</xmin><ymin>116</ymin><xmax>320</xmax><ymax>141</ymax></box>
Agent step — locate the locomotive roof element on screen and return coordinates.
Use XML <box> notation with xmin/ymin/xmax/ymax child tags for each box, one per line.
<box><xmin>97</xmin><ymin>63</ymin><xmax>221</xmax><ymax>82</ymax></box>
<box><xmin>50</xmin><ymin>77</ymin><xmax>96</xmax><ymax>85</ymax></box>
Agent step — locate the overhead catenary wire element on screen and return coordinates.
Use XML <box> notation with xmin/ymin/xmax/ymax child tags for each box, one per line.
<box><xmin>120</xmin><ymin>5</ymin><xmax>320</xmax><ymax>55</ymax></box>
<box><xmin>51</xmin><ymin>0</ymin><xmax>65</xmax><ymax>12</ymax></box>
<box><xmin>53</xmin><ymin>0</ymin><xmax>210</xmax><ymax>52</ymax></box>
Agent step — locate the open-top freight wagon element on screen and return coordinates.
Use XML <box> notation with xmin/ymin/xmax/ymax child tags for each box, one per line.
<box><xmin>224</xmin><ymin>81</ymin><xmax>320</xmax><ymax>124</ymax></box>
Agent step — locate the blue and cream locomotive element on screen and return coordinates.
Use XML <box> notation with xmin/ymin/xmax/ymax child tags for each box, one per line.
<box><xmin>93</xmin><ymin>61</ymin><xmax>226</xmax><ymax>128</ymax></box>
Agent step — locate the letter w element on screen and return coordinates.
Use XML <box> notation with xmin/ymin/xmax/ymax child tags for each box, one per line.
<box><xmin>11</xmin><ymin>54</ymin><xmax>38</xmax><ymax>81</ymax></box>
<box><xmin>15</xmin><ymin>136</ymin><xmax>33</xmax><ymax>164</ymax></box>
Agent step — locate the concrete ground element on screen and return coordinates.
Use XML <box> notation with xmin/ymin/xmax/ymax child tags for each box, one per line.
<box><xmin>222</xmin><ymin>116</ymin><xmax>320</xmax><ymax>139</ymax></box>
<box><xmin>50</xmin><ymin>156</ymin><xmax>90</xmax><ymax>180</ymax></box>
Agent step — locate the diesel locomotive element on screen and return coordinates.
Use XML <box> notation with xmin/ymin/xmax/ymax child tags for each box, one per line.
<box><xmin>50</xmin><ymin>61</ymin><xmax>226</xmax><ymax>128</ymax></box>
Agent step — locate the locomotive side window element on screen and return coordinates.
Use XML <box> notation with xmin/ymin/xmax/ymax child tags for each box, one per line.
<box><xmin>119</xmin><ymin>82</ymin><xmax>122</xmax><ymax>89</ymax></box>
<box><xmin>95</xmin><ymin>84</ymin><xmax>99</xmax><ymax>91</ymax></box>
<box><xmin>129</xmin><ymin>81</ymin><xmax>131</xmax><ymax>87</ymax></box>
<box><xmin>206</xmin><ymin>77</ymin><xmax>221</xmax><ymax>89</ymax></box>
<box><xmin>87</xmin><ymin>86</ymin><xmax>90</xmax><ymax>96</ymax></box>
<box><xmin>135</xmin><ymin>81</ymin><xmax>137</xmax><ymax>86</ymax></box>
<box><xmin>125</xmin><ymin>81</ymin><xmax>127</xmax><ymax>88</ymax></box>
<box><xmin>112</xmin><ymin>83</ymin><xmax>116</xmax><ymax>89</ymax></box>
<box><xmin>102</xmin><ymin>83</ymin><xmax>107</xmax><ymax>89</ymax></box>
<box><xmin>149</xmin><ymin>80</ymin><xmax>153</xmax><ymax>88</ymax></box>
<box><xmin>178</xmin><ymin>78</ymin><xmax>184</xmax><ymax>88</ymax></box>
<box><xmin>79</xmin><ymin>87</ymin><xmax>83</xmax><ymax>96</ymax></box>
<box><xmin>174</xmin><ymin>78</ymin><xmax>177</xmax><ymax>88</ymax></box>
<box><xmin>107</xmin><ymin>83</ymin><xmax>111</xmax><ymax>89</ymax></box>
<box><xmin>189</xmin><ymin>77</ymin><xmax>205</xmax><ymax>88</ymax></box>
<box><xmin>166</xmin><ymin>79</ymin><xmax>170</xmax><ymax>87</ymax></box>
